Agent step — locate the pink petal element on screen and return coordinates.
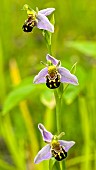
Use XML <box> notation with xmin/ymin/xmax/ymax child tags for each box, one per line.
<box><xmin>46</xmin><ymin>54</ymin><xmax>59</xmax><ymax>65</ymax></box>
<box><xmin>58</xmin><ymin>67</ymin><xmax>79</xmax><ymax>85</ymax></box>
<box><xmin>37</xmin><ymin>13</ymin><xmax>54</xmax><ymax>32</ymax></box>
<box><xmin>33</xmin><ymin>67</ymin><xmax>48</xmax><ymax>84</ymax></box>
<box><xmin>34</xmin><ymin>144</ymin><xmax>52</xmax><ymax>164</ymax></box>
<box><xmin>59</xmin><ymin>140</ymin><xmax>75</xmax><ymax>152</ymax></box>
<box><xmin>38</xmin><ymin>123</ymin><xmax>53</xmax><ymax>143</ymax></box>
<box><xmin>39</xmin><ymin>8</ymin><xmax>55</xmax><ymax>16</ymax></box>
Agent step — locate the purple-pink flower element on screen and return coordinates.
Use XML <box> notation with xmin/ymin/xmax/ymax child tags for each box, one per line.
<box><xmin>33</xmin><ymin>54</ymin><xmax>78</xmax><ymax>89</ymax></box>
<box><xmin>34</xmin><ymin>123</ymin><xmax>75</xmax><ymax>164</ymax></box>
<box><xmin>22</xmin><ymin>4</ymin><xmax>55</xmax><ymax>33</ymax></box>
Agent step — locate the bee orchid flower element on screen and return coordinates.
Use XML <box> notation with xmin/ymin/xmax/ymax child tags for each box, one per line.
<box><xmin>33</xmin><ymin>54</ymin><xmax>79</xmax><ymax>89</ymax></box>
<box><xmin>22</xmin><ymin>4</ymin><xmax>55</xmax><ymax>33</ymax></box>
<box><xmin>34</xmin><ymin>123</ymin><xmax>75</xmax><ymax>164</ymax></box>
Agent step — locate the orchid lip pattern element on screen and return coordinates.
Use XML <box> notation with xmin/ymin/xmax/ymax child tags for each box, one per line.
<box><xmin>22</xmin><ymin>4</ymin><xmax>55</xmax><ymax>33</ymax></box>
<box><xmin>34</xmin><ymin>123</ymin><xmax>75</xmax><ymax>164</ymax></box>
<box><xmin>33</xmin><ymin>54</ymin><xmax>79</xmax><ymax>89</ymax></box>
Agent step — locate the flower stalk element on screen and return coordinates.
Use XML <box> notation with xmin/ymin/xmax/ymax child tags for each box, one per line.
<box><xmin>33</xmin><ymin>33</ymin><xmax>78</xmax><ymax>170</ymax></box>
<box><xmin>22</xmin><ymin>5</ymin><xmax>78</xmax><ymax>170</ymax></box>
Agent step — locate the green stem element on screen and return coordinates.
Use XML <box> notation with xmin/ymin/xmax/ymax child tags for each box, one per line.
<box><xmin>56</xmin><ymin>105</ymin><xmax>61</xmax><ymax>133</ymax></box>
<box><xmin>54</xmin><ymin>85</ymin><xmax>64</xmax><ymax>134</ymax></box>
<box><xmin>47</xmin><ymin>44</ymin><xmax>52</xmax><ymax>55</ymax></box>
<box><xmin>43</xmin><ymin>30</ymin><xmax>52</xmax><ymax>55</ymax></box>
<box><xmin>54</xmin><ymin>90</ymin><xmax>66</xmax><ymax>170</ymax></box>
<box><xmin>54</xmin><ymin>89</ymin><xmax>62</xmax><ymax>133</ymax></box>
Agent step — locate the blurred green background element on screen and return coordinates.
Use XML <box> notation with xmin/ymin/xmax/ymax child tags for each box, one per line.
<box><xmin>0</xmin><ymin>0</ymin><xmax>96</xmax><ymax>170</ymax></box>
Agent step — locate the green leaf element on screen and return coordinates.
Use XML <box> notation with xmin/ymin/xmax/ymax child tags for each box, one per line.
<box><xmin>66</xmin><ymin>41</ymin><xmax>96</xmax><ymax>57</ymax></box>
<box><xmin>50</xmin><ymin>14</ymin><xmax>55</xmax><ymax>26</ymax></box>
<box><xmin>53</xmin><ymin>161</ymin><xmax>61</xmax><ymax>170</ymax></box>
<box><xmin>3</xmin><ymin>84</ymin><xmax>36</xmax><ymax>115</ymax></box>
<box><xmin>70</xmin><ymin>62</ymin><xmax>77</xmax><ymax>74</ymax></box>
<box><xmin>64</xmin><ymin>85</ymin><xmax>80</xmax><ymax>105</ymax></box>
<box><xmin>61</xmin><ymin>160</ymin><xmax>66</xmax><ymax>170</ymax></box>
<box><xmin>49</xmin><ymin>158</ymin><xmax>56</xmax><ymax>170</ymax></box>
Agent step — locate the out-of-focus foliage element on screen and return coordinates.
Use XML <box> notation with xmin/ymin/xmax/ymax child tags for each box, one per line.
<box><xmin>0</xmin><ymin>0</ymin><xmax>96</xmax><ymax>170</ymax></box>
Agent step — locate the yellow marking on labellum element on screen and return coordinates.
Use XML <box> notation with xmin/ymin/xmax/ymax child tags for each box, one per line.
<box><xmin>54</xmin><ymin>83</ymin><xmax>57</xmax><ymax>87</ymax></box>
<box><xmin>49</xmin><ymin>84</ymin><xmax>52</xmax><ymax>88</ymax></box>
<box><xmin>58</xmin><ymin>152</ymin><xmax>62</xmax><ymax>159</ymax></box>
<box><xmin>49</xmin><ymin>80</ymin><xmax>51</xmax><ymax>83</ymax></box>
<box><xmin>53</xmin><ymin>80</ymin><xmax>55</xmax><ymax>82</ymax></box>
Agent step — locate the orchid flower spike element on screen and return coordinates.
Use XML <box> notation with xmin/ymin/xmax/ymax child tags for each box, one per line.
<box><xmin>33</xmin><ymin>54</ymin><xmax>79</xmax><ymax>89</ymax></box>
<box><xmin>22</xmin><ymin>4</ymin><xmax>55</xmax><ymax>33</ymax></box>
<box><xmin>34</xmin><ymin>123</ymin><xmax>75</xmax><ymax>164</ymax></box>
